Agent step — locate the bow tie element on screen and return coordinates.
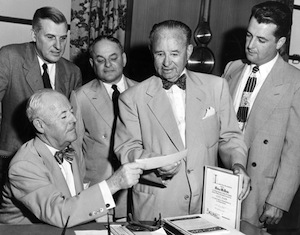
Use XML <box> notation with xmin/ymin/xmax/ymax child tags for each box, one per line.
<box><xmin>54</xmin><ymin>146</ymin><xmax>75</xmax><ymax>164</ymax></box>
<box><xmin>161</xmin><ymin>74</ymin><xmax>186</xmax><ymax>90</ymax></box>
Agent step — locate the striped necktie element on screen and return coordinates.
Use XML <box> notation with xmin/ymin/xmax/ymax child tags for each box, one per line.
<box><xmin>237</xmin><ymin>66</ymin><xmax>259</xmax><ymax>130</ymax></box>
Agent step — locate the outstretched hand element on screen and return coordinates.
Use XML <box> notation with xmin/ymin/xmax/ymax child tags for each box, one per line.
<box><xmin>106</xmin><ymin>162</ymin><xmax>143</xmax><ymax>195</ymax></box>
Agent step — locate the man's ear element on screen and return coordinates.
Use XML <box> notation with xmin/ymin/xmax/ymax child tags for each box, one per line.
<box><xmin>122</xmin><ymin>52</ymin><xmax>127</xmax><ymax>67</ymax></box>
<box><xmin>187</xmin><ymin>44</ymin><xmax>194</xmax><ymax>61</ymax></box>
<box><xmin>276</xmin><ymin>37</ymin><xmax>286</xmax><ymax>50</ymax></box>
<box><xmin>31</xmin><ymin>29</ymin><xmax>37</xmax><ymax>42</ymax></box>
<box><xmin>89</xmin><ymin>58</ymin><xmax>94</xmax><ymax>68</ymax></box>
<box><xmin>32</xmin><ymin>118</ymin><xmax>45</xmax><ymax>134</ymax></box>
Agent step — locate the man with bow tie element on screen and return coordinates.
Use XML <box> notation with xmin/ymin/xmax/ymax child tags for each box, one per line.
<box><xmin>114</xmin><ymin>20</ymin><xmax>250</xmax><ymax>221</ymax></box>
<box><xmin>0</xmin><ymin>89</ymin><xmax>143</xmax><ymax>228</ymax></box>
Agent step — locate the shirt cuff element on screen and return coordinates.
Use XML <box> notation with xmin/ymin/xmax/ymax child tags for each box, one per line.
<box><xmin>98</xmin><ymin>181</ymin><xmax>116</xmax><ymax>210</ymax></box>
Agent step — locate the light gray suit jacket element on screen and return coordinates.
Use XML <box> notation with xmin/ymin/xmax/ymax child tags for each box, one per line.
<box><xmin>0</xmin><ymin>42</ymin><xmax>82</xmax><ymax>155</ymax></box>
<box><xmin>0</xmin><ymin>137</ymin><xmax>109</xmax><ymax>228</ymax></box>
<box><xmin>114</xmin><ymin>70</ymin><xmax>247</xmax><ymax>221</ymax></box>
<box><xmin>70</xmin><ymin>77</ymin><xmax>137</xmax><ymax>218</ymax></box>
<box><xmin>223</xmin><ymin>56</ymin><xmax>300</xmax><ymax>226</ymax></box>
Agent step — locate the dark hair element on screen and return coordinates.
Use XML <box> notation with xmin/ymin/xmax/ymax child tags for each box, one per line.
<box><xmin>89</xmin><ymin>35</ymin><xmax>124</xmax><ymax>57</ymax></box>
<box><xmin>149</xmin><ymin>20</ymin><xmax>192</xmax><ymax>47</ymax></box>
<box><xmin>250</xmin><ymin>1</ymin><xmax>292</xmax><ymax>39</ymax></box>
<box><xmin>32</xmin><ymin>6</ymin><xmax>67</xmax><ymax>32</ymax></box>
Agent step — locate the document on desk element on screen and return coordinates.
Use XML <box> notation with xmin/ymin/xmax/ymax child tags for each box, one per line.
<box><xmin>135</xmin><ymin>149</ymin><xmax>187</xmax><ymax>170</ymax></box>
<box><xmin>75</xmin><ymin>231</ymin><xmax>108</xmax><ymax>235</ymax></box>
<box><xmin>75</xmin><ymin>226</ymin><xmax>167</xmax><ymax>235</ymax></box>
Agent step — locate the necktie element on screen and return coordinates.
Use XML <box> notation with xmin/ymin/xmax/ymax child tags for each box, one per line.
<box><xmin>54</xmin><ymin>146</ymin><xmax>75</xmax><ymax>165</ymax></box>
<box><xmin>112</xmin><ymin>84</ymin><xmax>120</xmax><ymax>116</ymax></box>
<box><xmin>42</xmin><ymin>63</ymin><xmax>52</xmax><ymax>89</ymax></box>
<box><xmin>162</xmin><ymin>74</ymin><xmax>186</xmax><ymax>90</ymax></box>
<box><xmin>237</xmin><ymin>66</ymin><xmax>259</xmax><ymax>130</ymax></box>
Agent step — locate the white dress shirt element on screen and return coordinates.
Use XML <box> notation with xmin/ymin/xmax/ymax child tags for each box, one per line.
<box><xmin>103</xmin><ymin>75</ymin><xmax>126</xmax><ymax>99</ymax></box>
<box><xmin>164</xmin><ymin>70</ymin><xmax>186</xmax><ymax>146</ymax></box>
<box><xmin>37</xmin><ymin>56</ymin><xmax>56</xmax><ymax>89</ymax></box>
<box><xmin>233</xmin><ymin>54</ymin><xmax>278</xmax><ymax>119</ymax></box>
<box><xmin>45</xmin><ymin>144</ymin><xmax>115</xmax><ymax>210</ymax></box>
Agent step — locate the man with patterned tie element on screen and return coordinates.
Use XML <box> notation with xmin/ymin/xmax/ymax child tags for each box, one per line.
<box><xmin>0</xmin><ymin>7</ymin><xmax>82</xmax><ymax>184</ymax></box>
<box><xmin>222</xmin><ymin>1</ymin><xmax>300</xmax><ymax>230</ymax></box>
<box><xmin>0</xmin><ymin>89</ymin><xmax>143</xmax><ymax>227</ymax></box>
<box><xmin>114</xmin><ymin>20</ymin><xmax>250</xmax><ymax>221</ymax></box>
<box><xmin>70</xmin><ymin>35</ymin><xmax>137</xmax><ymax>221</ymax></box>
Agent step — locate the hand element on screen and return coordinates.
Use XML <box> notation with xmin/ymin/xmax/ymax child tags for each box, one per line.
<box><xmin>259</xmin><ymin>203</ymin><xmax>284</xmax><ymax>226</ymax></box>
<box><xmin>106</xmin><ymin>162</ymin><xmax>143</xmax><ymax>195</ymax></box>
<box><xmin>157</xmin><ymin>160</ymin><xmax>182</xmax><ymax>179</ymax></box>
<box><xmin>231</xmin><ymin>163</ymin><xmax>251</xmax><ymax>200</ymax></box>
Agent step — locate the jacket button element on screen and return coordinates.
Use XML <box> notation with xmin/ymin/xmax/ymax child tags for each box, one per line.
<box><xmin>184</xmin><ymin>195</ymin><xmax>189</xmax><ymax>200</ymax></box>
<box><xmin>263</xmin><ymin>139</ymin><xmax>268</xmax><ymax>144</ymax></box>
<box><xmin>102</xmin><ymin>134</ymin><xmax>107</xmax><ymax>139</ymax></box>
<box><xmin>252</xmin><ymin>162</ymin><xmax>256</xmax><ymax>167</ymax></box>
<box><xmin>106</xmin><ymin>204</ymin><xmax>110</xmax><ymax>208</ymax></box>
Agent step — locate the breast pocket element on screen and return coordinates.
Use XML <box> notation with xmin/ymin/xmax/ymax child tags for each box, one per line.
<box><xmin>200</xmin><ymin>113</ymin><xmax>219</xmax><ymax>148</ymax></box>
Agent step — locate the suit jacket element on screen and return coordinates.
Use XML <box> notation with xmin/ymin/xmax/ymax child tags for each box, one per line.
<box><xmin>70</xmin><ymin>77</ymin><xmax>137</xmax><ymax>218</ymax></box>
<box><xmin>114</xmin><ymin>70</ymin><xmax>247</xmax><ymax>221</ymax></box>
<box><xmin>223</xmin><ymin>57</ymin><xmax>300</xmax><ymax>226</ymax></box>
<box><xmin>0</xmin><ymin>42</ymin><xmax>82</xmax><ymax>155</ymax></box>
<box><xmin>0</xmin><ymin>137</ymin><xmax>109</xmax><ymax>227</ymax></box>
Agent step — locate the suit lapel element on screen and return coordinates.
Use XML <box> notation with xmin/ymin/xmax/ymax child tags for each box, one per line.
<box><xmin>146</xmin><ymin>77</ymin><xmax>184</xmax><ymax>151</ymax></box>
<box><xmin>84</xmin><ymin>80</ymin><xmax>114</xmax><ymax>128</ymax></box>
<box><xmin>23</xmin><ymin>43</ymin><xmax>44</xmax><ymax>92</ymax></box>
<box><xmin>55</xmin><ymin>60</ymin><xmax>67</xmax><ymax>94</ymax></box>
<box><xmin>185</xmin><ymin>71</ymin><xmax>208</xmax><ymax>148</ymax></box>
<box><xmin>70</xmin><ymin>152</ymin><xmax>84</xmax><ymax>193</ymax></box>
<box><xmin>227</xmin><ymin>63</ymin><xmax>247</xmax><ymax>98</ymax></box>
<box><xmin>245</xmin><ymin>57</ymin><xmax>287</xmax><ymax>146</ymax></box>
<box><xmin>34</xmin><ymin>138</ymin><xmax>71</xmax><ymax>196</ymax></box>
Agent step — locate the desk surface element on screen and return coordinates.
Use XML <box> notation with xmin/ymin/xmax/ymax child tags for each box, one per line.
<box><xmin>0</xmin><ymin>220</ymin><xmax>271</xmax><ymax>235</ymax></box>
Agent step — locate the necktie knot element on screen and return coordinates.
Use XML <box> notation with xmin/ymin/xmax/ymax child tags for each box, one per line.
<box><xmin>252</xmin><ymin>65</ymin><xmax>259</xmax><ymax>73</ymax></box>
<box><xmin>54</xmin><ymin>146</ymin><xmax>75</xmax><ymax>164</ymax></box>
<box><xmin>42</xmin><ymin>63</ymin><xmax>48</xmax><ymax>71</ymax></box>
<box><xmin>162</xmin><ymin>74</ymin><xmax>186</xmax><ymax>90</ymax></box>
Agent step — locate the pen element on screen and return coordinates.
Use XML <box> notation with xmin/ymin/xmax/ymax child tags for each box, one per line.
<box><xmin>107</xmin><ymin>212</ymin><xmax>111</xmax><ymax>235</ymax></box>
<box><xmin>61</xmin><ymin>215</ymin><xmax>70</xmax><ymax>235</ymax></box>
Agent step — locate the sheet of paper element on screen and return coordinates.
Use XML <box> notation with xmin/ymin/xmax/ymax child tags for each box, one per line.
<box><xmin>135</xmin><ymin>149</ymin><xmax>188</xmax><ymax>170</ymax></box>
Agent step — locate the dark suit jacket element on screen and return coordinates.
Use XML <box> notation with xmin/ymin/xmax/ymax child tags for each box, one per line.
<box><xmin>0</xmin><ymin>42</ymin><xmax>82</xmax><ymax>155</ymax></box>
<box><xmin>70</xmin><ymin>77</ymin><xmax>137</xmax><ymax>218</ymax></box>
<box><xmin>114</xmin><ymin>70</ymin><xmax>247</xmax><ymax>221</ymax></box>
<box><xmin>223</xmin><ymin>56</ymin><xmax>300</xmax><ymax>226</ymax></box>
<box><xmin>0</xmin><ymin>137</ymin><xmax>109</xmax><ymax>228</ymax></box>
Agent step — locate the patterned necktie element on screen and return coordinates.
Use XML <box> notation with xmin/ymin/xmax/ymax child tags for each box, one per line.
<box><xmin>237</xmin><ymin>66</ymin><xmax>259</xmax><ymax>130</ymax></box>
<box><xmin>54</xmin><ymin>146</ymin><xmax>75</xmax><ymax>164</ymax></box>
<box><xmin>42</xmin><ymin>63</ymin><xmax>52</xmax><ymax>89</ymax></box>
<box><xmin>162</xmin><ymin>74</ymin><xmax>186</xmax><ymax>90</ymax></box>
<box><xmin>112</xmin><ymin>84</ymin><xmax>120</xmax><ymax>116</ymax></box>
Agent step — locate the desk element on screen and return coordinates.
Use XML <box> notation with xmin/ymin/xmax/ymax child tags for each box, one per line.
<box><xmin>0</xmin><ymin>221</ymin><xmax>271</xmax><ymax>235</ymax></box>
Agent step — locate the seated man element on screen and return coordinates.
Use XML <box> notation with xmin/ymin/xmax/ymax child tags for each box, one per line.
<box><xmin>0</xmin><ymin>89</ymin><xmax>143</xmax><ymax>228</ymax></box>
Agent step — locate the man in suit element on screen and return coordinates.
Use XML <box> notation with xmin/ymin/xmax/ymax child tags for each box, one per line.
<box><xmin>0</xmin><ymin>6</ymin><xmax>82</xmax><ymax>161</ymax></box>
<box><xmin>70</xmin><ymin>36</ymin><xmax>137</xmax><ymax>220</ymax></box>
<box><xmin>222</xmin><ymin>1</ymin><xmax>300</xmax><ymax>229</ymax></box>
<box><xmin>0</xmin><ymin>89</ymin><xmax>143</xmax><ymax>227</ymax></box>
<box><xmin>114</xmin><ymin>20</ymin><xmax>250</xmax><ymax>221</ymax></box>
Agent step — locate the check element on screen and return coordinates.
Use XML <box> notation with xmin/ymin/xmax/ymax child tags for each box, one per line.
<box><xmin>135</xmin><ymin>149</ymin><xmax>188</xmax><ymax>170</ymax></box>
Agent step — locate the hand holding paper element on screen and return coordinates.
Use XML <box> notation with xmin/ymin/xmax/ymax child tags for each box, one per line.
<box><xmin>135</xmin><ymin>149</ymin><xmax>188</xmax><ymax>171</ymax></box>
